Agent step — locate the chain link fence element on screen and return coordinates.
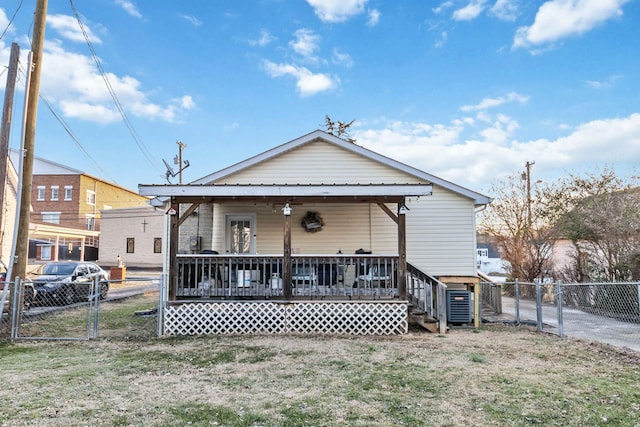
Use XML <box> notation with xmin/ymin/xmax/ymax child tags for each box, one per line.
<box><xmin>1</xmin><ymin>273</ymin><xmax>162</xmax><ymax>342</ymax></box>
<box><xmin>482</xmin><ymin>280</ymin><xmax>640</xmax><ymax>352</ymax></box>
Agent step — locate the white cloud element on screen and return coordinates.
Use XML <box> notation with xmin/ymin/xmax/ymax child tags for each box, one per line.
<box><xmin>262</xmin><ymin>60</ymin><xmax>337</xmax><ymax>96</ymax></box>
<box><xmin>460</xmin><ymin>92</ymin><xmax>529</xmax><ymax>112</ymax></box>
<box><xmin>115</xmin><ymin>0</ymin><xmax>142</xmax><ymax>19</ymax></box>
<box><xmin>367</xmin><ymin>9</ymin><xmax>381</xmax><ymax>27</ymax></box>
<box><xmin>289</xmin><ymin>28</ymin><xmax>321</xmax><ymax>61</ymax></box>
<box><xmin>434</xmin><ymin>31</ymin><xmax>448</xmax><ymax>48</ymax></box>
<box><xmin>513</xmin><ymin>0</ymin><xmax>630</xmax><ymax>51</ymax></box>
<box><xmin>332</xmin><ymin>48</ymin><xmax>354</xmax><ymax>67</ymax></box>
<box><xmin>48</xmin><ymin>14</ymin><xmax>102</xmax><ymax>44</ymax></box>
<box><xmin>433</xmin><ymin>2</ymin><xmax>455</xmax><ymax>14</ymax></box>
<box><xmin>249</xmin><ymin>30</ymin><xmax>276</xmax><ymax>47</ymax></box>
<box><xmin>306</xmin><ymin>0</ymin><xmax>368</xmax><ymax>23</ymax></box>
<box><xmin>0</xmin><ymin>8</ymin><xmax>15</xmax><ymax>37</ymax></box>
<box><xmin>354</xmin><ymin>113</ymin><xmax>640</xmax><ymax>191</ymax></box>
<box><xmin>180</xmin><ymin>14</ymin><xmax>202</xmax><ymax>27</ymax></box>
<box><xmin>489</xmin><ymin>0</ymin><xmax>520</xmax><ymax>21</ymax></box>
<box><xmin>177</xmin><ymin>95</ymin><xmax>195</xmax><ymax>110</ymax></box>
<box><xmin>584</xmin><ymin>74</ymin><xmax>623</xmax><ymax>89</ymax></box>
<box><xmin>452</xmin><ymin>0</ymin><xmax>488</xmax><ymax>21</ymax></box>
<box><xmin>39</xmin><ymin>41</ymin><xmax>192</xmax><ymax>123</ymax></box>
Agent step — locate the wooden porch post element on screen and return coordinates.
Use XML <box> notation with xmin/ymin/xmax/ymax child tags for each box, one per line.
<box><xmin>168</xmin><ymin>200</ymin><xmax>179</xmax><ymax>301</ymax></box>
<box><xmin>398</xmin><ymin>202</ymin><xmax>407</xmax><ymax>300</ymax></box>
<box><xmin>282</xmin><ymin>203</ymin><xmax>292</xmax><ymax>300</ymax></box>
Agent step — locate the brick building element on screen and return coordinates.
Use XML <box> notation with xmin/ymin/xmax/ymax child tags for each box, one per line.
<box><xmin>9</xmin><ymin>149</ymin><xmax>149</xmax><ymax>262</ymax></box>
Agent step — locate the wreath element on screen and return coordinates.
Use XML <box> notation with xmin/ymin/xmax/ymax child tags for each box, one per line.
<box><xmin>301</xmin><ymin>211</ymin><xmax>324</xmax><ymax>232</ymax></box>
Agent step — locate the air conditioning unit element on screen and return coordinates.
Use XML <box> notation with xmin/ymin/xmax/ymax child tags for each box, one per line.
<box><xmin>446</xmin><ymin>290</ymin><xmax>472</xmax><ymax>324</ymax></box>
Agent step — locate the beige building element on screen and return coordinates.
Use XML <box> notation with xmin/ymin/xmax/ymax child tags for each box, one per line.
<box><xmin>99</xmin><ymin>206</ymin><xmax>165</xmax><ymax>268</ymax></box>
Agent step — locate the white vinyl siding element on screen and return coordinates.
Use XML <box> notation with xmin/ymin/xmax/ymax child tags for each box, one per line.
<box><xmin>218</xmin><ymin>141</ymin><xmax>426</xmax><ymax>185</ymax></box>
<box><xmin>405</xmin><ymin>189</ymin><xmax>477</xmax><ymax>276</ymax></box>
<box><xmin>199</xmin><ymin>139</ymin><xmax>480</xmax><ymax>278</ymax></box>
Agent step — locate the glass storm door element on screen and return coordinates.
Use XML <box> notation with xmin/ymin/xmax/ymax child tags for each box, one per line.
<box><xmin>226</xmin><ymin>215</ymin><xmax>255</xmax><ymax>254</ymax></box>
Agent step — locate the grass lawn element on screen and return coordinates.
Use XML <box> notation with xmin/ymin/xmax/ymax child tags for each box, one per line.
<box><xmin>1</xmin><ymin>295</ymin><xmax>639</xmax><ymax>426</ymax></box>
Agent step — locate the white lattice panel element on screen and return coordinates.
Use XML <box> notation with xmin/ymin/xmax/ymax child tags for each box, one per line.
<box><xmin>164</xmin><ymin>302</ymin><xmax>286</xmax><ymax>335</ymax></box>
<box><xmin>164</xmin><ymin>301</ymin><xmax>407</xmax><ymax>336</ymax></box>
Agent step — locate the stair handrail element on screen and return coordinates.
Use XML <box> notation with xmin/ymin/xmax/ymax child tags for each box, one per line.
<box><xmin>406</xmin><ymin>262</ymin><xmax>447</xmax><ymax>334</ymax></box>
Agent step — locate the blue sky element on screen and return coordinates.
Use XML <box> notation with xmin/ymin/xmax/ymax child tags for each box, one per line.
<box><xmin>1</xmin><ymin>0</ymin><xmax>639</xmax><ymax>195</ymax></box>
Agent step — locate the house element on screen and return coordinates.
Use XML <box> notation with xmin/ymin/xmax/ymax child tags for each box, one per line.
<box><xmin>99</xmin><ymin>205</ymin><xmax>165</xmax><ymax>268</ymax></box>
<box><xmin>8</xmin><ymin>149</ymin><xmax>149</xmax><ymax>262</ymax></box>
<box><xmin>139</xmin><ymin>130</ymin><xmax>492</xmax><ymax>335</ymax></box>
<box><xmin>477</xmin><ymin>242</ymin><xmax>508</xmax><ymax>281</ymax></box>
<box><xmin>0</xmin><ymin>154</ymin><xmax>19</xmax><ymax>265</ymax></box>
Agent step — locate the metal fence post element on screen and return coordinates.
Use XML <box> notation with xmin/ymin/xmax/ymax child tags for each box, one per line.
<box><xmin>93</xmin><ymin>276</ymin><xmax>100</xmax><ymax>339</ymax></box>
<box><xmin>157</xmin><ymin>273</ymin><xmax>166</xmax><ymax>337</ymax></box>
<box><xmin>535</xmin><ymin>280</ymin><xmax>543</xmax><ymax>332</ymax></box>
<box><xmin>515</xmin><ymin>279</ymin><xmax>520</xmax><ymax>323</ymax></box>
<box><xmin>556</xmin><ymin>281</ymin><xmax>563</xmax><ymax>337</ymax></box>
<box><xmin>10</xmin><ymin>278</ymin><xmax>20</xmax><ymax>341</ymax></box>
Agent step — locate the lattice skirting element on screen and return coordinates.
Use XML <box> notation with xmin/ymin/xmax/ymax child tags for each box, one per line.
<box><xmin>164</xmin><ymin>301</ymin><xmax>408</xmax><ymax>336</ymax></box>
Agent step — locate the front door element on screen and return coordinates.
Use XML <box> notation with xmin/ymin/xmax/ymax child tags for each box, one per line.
<box><xmin>226</xmin><ymin>214</ymin><xmax>256</xmax><ymax>254</ymax></box>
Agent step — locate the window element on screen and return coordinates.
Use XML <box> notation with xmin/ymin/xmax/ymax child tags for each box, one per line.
<box><xmin>154</xmin><ymin>238</ymin><xmax>162</xmax><ymax>254</ymax></box>
<box><xmin>64</xmin><ymin>186</ymin><xmax>73</xmax><ymax>201</ymax></box>
<box><xmin>37</xmin><ymin>186</ymin><xmax>45</xmax><ymax>201</ymax></box>
<box><xmin>126</xmin><ymin>238</ymin><xmax>135</xmax><ymax>254</ymax></box>
<box><xmin>51</xmin><ymin>186</ymin><xmax>59</xmax><ymax>201</ymax></box>
<box><xmin>85</xmin><ymin>214</ymin><xmax>95</xmax><ymax>231</ymax></box>
<box><xmin>477</xmin><ymin>248</ymin><xmax>489</xmax><ymax>258</ymax></box>
<box><xmin>86</xmin><ymin>190</ymin><xmax>96</xmax><ymax>205</ymax></box>
<box><xmin>40</xmin><ymin>245</ymin><xmax>52</xmax><ymax>261</ymax></box>
<box><xmin>41</xmin><ymin>212</ymin><xmax>61</xmax><ymax>224</ymax></box>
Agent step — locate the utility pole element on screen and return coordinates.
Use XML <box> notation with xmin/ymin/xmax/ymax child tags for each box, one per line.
<box><xmin>524</xmin><ymin>160</ymin><xmax>535</xmax><ymax>234</ymax></box>
<box><xmin>0</xmin><ymin>43</ymin><xmax>20</xmax><ymax>246</ymax></box>
<box><xmin>176</xmin><ymin>140</ymin><xmax>187</xmax><ymax>184</ymax></box>
<box><xmin>12</xmin><ymin>0</ymin><xmax>48</xmax><ymax>281</ymax></box>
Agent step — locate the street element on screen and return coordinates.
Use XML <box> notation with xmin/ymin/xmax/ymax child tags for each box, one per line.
<box><xmin>501</xmin><ymin>296</ymin><xmax>640</xmax><ymax>352</ymax></box>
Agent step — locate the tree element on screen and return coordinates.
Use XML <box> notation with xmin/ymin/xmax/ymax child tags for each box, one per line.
<box><xmin>553</xmin><ymin>176</ymin><xmax>640</xmax><ymax>282</ymax></box>
<box><xmin>323</xmin><ymin>115</ymin><xmax>356</xmax><ymax>143</ymax></box>
<box><xmin>480</xmin><ymin>165</ymin><xmax>640</xmax><ymax>283</ymax></box>
<box><xmin>478</xmin><ymin>172</ymin><xmax>553</xmax><ymax>282</ymax></box>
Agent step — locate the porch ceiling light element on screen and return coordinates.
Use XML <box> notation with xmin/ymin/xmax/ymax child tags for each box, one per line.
<box><xmin>399</xmin><ymin>203</ymin><xmax>410</xmax><ymax>215</ymax></box>
<box><xmin>282</xmin><ymin>203</ymin><xmax>292</xmax><ymax>216</ymax></box>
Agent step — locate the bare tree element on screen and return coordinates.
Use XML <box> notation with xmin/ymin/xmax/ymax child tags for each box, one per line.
<box><xmin>481</xmin><ymin>166</ymin><xmax>640</xmax><ymax>283</ymax></box>
<box><xmin>323</xmin><ymin>115</ymin><xmax>356</xmax><ymax>143</ymax></box>
<box><xmin>478</xmin><ymin>172</ymin><xmax>554</xmax><ymax>282</ymax></box>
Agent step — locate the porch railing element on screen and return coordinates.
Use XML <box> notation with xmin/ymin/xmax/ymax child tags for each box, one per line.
<box><xmin>175</xmin><ymin>254</ymin><xmax>399</xmax><ymax>300</ymax></box>
<box><xmin>406</xmin><ymin>263</ymin><xmax>447</xmax><ymax>333</ymax></box>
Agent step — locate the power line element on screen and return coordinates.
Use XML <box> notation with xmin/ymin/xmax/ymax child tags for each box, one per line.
<box><xmin>0</xmin><ymin>0</ymin><xmax>25</xmax><ymax>42</ymax></box>
<box><xmin>68</xmin><ymin>0</ymin><xmax>162</xmax><ymax>174</ymax></box>
<box><xmin>39</xmin><ymin>94</ymin><xmax>120</xmax><ymax>184</ymax></box>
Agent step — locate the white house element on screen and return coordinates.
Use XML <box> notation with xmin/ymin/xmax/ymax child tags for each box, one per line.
<box><xmin>138</xmin><ymin>130</ymin><xmax>492</xmax><ymax>335</ymax></box>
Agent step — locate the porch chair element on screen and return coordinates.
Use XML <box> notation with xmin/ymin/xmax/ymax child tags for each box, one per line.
<box><xmin>291</xmin><ymin>264</ymin><xmax>318</xmax><ymax>289</ymax></box>
<box><xmin>354</xmin><ymin>262</ymin><xmax>392</xmax><ymax>288</ymax></box>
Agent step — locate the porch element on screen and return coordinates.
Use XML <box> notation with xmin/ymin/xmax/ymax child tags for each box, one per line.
<box><xmin>162</xmin><ymin>253</ymin><xmax>447</xmax><ymax>335</ymax></box>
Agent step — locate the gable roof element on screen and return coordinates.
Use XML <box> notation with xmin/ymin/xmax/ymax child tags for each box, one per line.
<box><xmin>192</xmin><ymin>130</ymin><xmax>491</xmax><ymax>206</ymax></box>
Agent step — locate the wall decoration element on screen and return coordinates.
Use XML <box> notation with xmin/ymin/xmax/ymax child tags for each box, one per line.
<box><xmin>301</xmin><ymin>211</ymin><xmax>324</xmax><ymax>232</ymax></box>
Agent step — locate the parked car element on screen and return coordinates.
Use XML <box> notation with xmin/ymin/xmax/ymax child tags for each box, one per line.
<box><xmin>30</xmin><ymin>261</ymin><xmax>109</xmax><ymax>306</ymax></box>
<box><xmin>1</xmin><ymin>261</ymin><xmax>35</xmax><ymax>312</ymax></box>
